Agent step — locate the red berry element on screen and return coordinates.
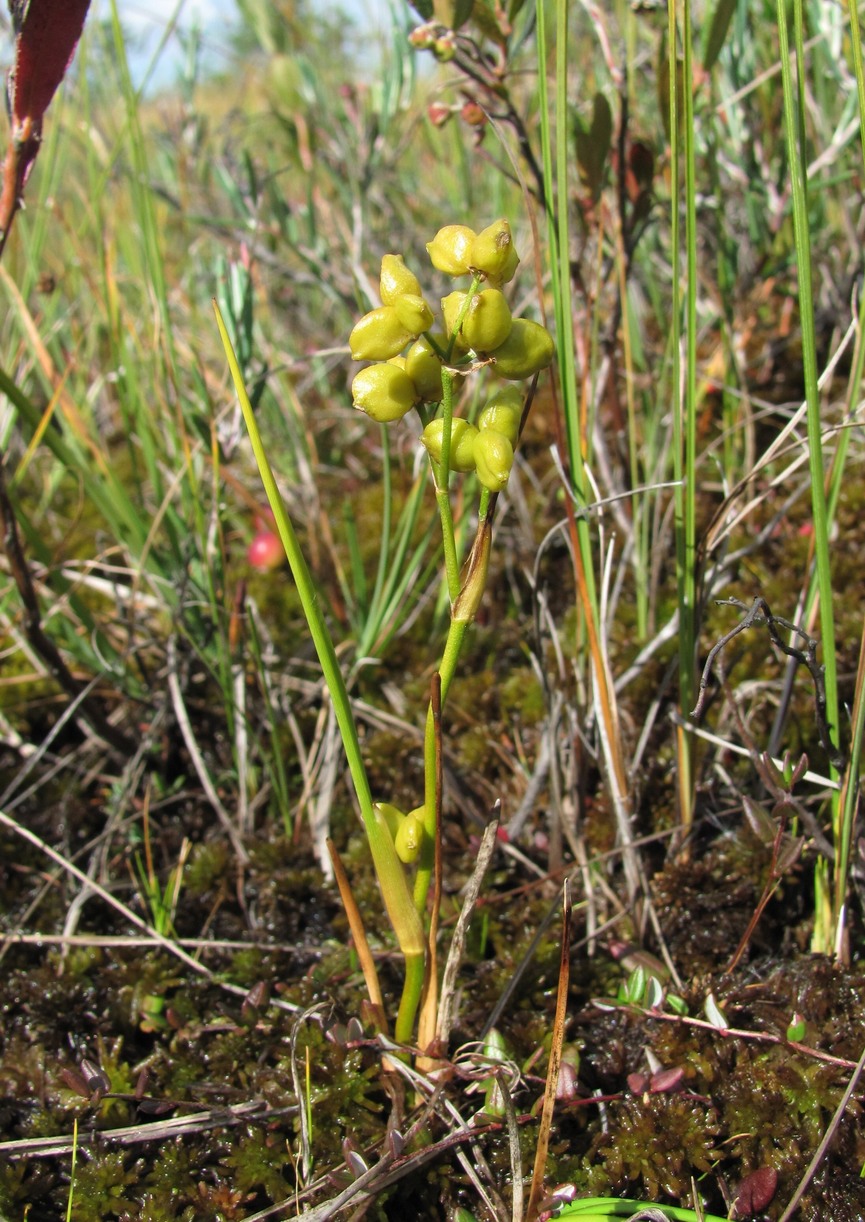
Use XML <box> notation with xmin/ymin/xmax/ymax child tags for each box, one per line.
<box><xmin>248</xmin><ymin>530</ymin><xmax>284</xmax><ymax>570</ymax></box>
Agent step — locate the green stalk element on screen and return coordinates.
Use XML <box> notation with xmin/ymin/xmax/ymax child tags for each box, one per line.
<box><xmin>214</xmin><ymin>302</ymin><xmax>425</xmax><ymax>1037</ymax></box>
<box><xmin>830</xmin><ymin>0</ymin><xmax>865</xmax><ymax>951</ymax></box>
<box><xmin>669</xmin><ymin>0</ymin><xmax>698</xmax><ymax>831</ymax></box>
<box><xmin>431</xmin><ymin>366</ymin><xmax>461</xmax><ymax>602</ymax></box>
<box><xmin>557</xmin><ymin>1197</ymin><xmax>726</xmax><ymax>1221</ymax></box>
<box><xmin>776</xmin><ymin>0</ymin><xmax>840</xmax><ymax>915</ymax></box>
<box><xmin>847</xmin><ymin>0</ymin><xmax>865</xmax><ymax>172</ymax></box>
<box><xmin>784</xmin><ymin>0</ymin><xmax>838</xmax><ymax>736</ymax></box>
<box><xmin>414</xmin><ymin>615</ymin><xmax>471</xmax><ymax>915</ymax></box>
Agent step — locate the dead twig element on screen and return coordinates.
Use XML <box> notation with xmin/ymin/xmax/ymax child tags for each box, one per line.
<box><xmin>692</xmin><ymin>596</ymin><xmax>845</xmax><ymax>768</ymax></box>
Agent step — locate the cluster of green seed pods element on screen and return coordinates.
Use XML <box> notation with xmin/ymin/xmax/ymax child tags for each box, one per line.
<box><xmin>421</xmin><ymin>385</ymin><xmax>523</xmax><ymax>492</ymax></box>
<box><xmin>349</xmin><ymin>219</ymin><xmax>555</xmax><ymax>491</ymax></box>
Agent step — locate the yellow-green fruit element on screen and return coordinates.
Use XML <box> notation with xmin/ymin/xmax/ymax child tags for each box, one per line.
<box><xmin>426</xmin><ymin>224</ymin><xmax>476</xmax><ymax>276</ymax></box>
<box><xmin>490</xmin><ymin>318</ymin><xmax>555</xmax><ymax>379</ymax></box>
<box><xmin>350</xmin><ymin>306</ymin><xmax>414</xmax><ymax>361</ymax></box>
<box><xmin>469</xmin><ymin>219</ymin><xmax>520</xmax><ymax>287</ymax></box>
<box><xmin>393</xmin><ymin>293</ymin><xmax>434</xmax><ymax>335</ymax></box>
<box><xmin>405</xmin><ymin>334</ymin><xmax>444</xmax><ymax>402</ymax></box>
<box><xmin>395</xmin><ymin>810</ymin><xmax>424</xmax><ymax>864</ymax></box>
<box><xmin>440</xmin><ymin>291</ymin><xmax>470</xmax><ymax>349</ymax></box>
<box><xmin>380</xmin><ymin>254</ymin><xmax>422</xmax><ymax>305</ymax></box>
<box><xmin>422</xmin><ymin>417</ymin><xmax>479</xmax><ymax>472</ymax></box>
<box><xmin>374</xmin><ymin>801</ymin><xmax>405</xmax><ymax>840</ymax></box>
<box><xmin>352</xmin><ymin>363</ymin><xmax>417</xmax><ymax>422</ymax></box>
<box><xmin>481</xmin><ymin>384</ymin><xmax>523</xmax><ymax>415</ymax></box>
<box><xmin>461</xmin><ymin>289</ymin><xmax>513</xmax><ymax>352</ymax></box>
<box><xmin>473</xmin><ymin>429</ymin><xmax>514</xmax><ymax>492</ymax></box>
<box><xmin>478</xmin><ymin>400</ymin><xmax>521</xmax><ymax>447</ymax></box>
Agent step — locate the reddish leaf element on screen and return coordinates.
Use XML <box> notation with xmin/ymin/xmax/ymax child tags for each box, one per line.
<box><xmin>11</xmin><ymin>0</ymin><xmax>91</xmax><ymax>132</ymax></box>
<box><xmin>1</xmin><ymin>0</ymin><xmax>91</xmax><ymax>254</ymax></box>
<box><xmin>649</xmin><ymin>1066</ymin><xmax>685</xmax><ymax>1093</ymax></box>
<box><xmin>555</xmin><ymin>1060</ymin><xmax>579</xmax><ymax>1101</ymax></box>
<box><xmin>79</xmin><ymin>1058</ymin><xmax>110</xmax><ymax>1095</ymax></box>
<box><xmin>137</xmin><ymin>1099</ymin><xmax>176</xmax><ymax>1116</ymax></box>
<box><xmin>59</xmin><ymin>1067</ymin><xmax>91</xmax><ymax>1099</ymax></box>
<box><xmin>733</xmin><ymin>1166</ymin><xmax>778</xmax><ymax>1217</ymax></box>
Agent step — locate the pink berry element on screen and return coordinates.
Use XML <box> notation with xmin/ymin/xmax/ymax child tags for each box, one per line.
<box><xmin>248</xmin><ymin>530</ymin><xmax>284</xmax><ymax>570</ymax></box>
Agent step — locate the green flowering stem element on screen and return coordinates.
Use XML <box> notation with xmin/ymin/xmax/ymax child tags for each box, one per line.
<box><xmin>214</xmin><ymin>301</ymin><xmax>426</xmax><ymax>1008</ymax></box>
<box><xmin>431</xmin><ymin>365</ymin><xmax>461</xmax><ymax>602</ymax></box>
<box><xmin>413</xmin><ymin>517</ymin><xmax>492</xmax><ymax>917</ymax></box>
<box><xmin>395</xmin><ymin>950</ymin><xmax>428</xmax><ymax>1047</ymax></box>
<box><xmin>414</xmin><ymin>619</ymin><xmax>468</xmax><ymax>914</ymax></box>
<box><xmin>444</xmin><ymin>273</ymin><xmax>482</xmax><ymax>362</ymax></box>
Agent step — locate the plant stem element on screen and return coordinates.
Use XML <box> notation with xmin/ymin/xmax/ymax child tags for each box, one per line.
<box><xmin>414</xmin><ymin>615</ymin><xmax>469</xmax><ymax>915</ymax></box>
<box><xmin>432</xmin><ymin>367</ymin><xmax>461</xmax><ymax>602</ymax></box>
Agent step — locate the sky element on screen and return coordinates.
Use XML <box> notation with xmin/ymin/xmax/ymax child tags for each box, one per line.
<box><xmin>89</xmin><ymin>0</ymin><xmax>394</xmax><ymax>90</ymax></box>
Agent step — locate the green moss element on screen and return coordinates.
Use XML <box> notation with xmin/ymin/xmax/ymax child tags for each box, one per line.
<box><xmin>71</xmin><ymin>1151</ymin><xmax>138</xmax><ymax>1220</ymax></box>
<box><xmin>586</xmin><ymin>1093</ymin><xmax>722</xmax><ymax>1199</ymax></box>
<box><xmin>221</xmin><ymin>1128</ymin><xmax>293</xmax><ymax>1200</ymax></box>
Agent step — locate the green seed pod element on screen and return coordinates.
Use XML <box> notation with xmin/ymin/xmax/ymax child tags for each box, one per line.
<box><xmin>461</xmin><ymin>289</ymin><xmax>513</xmax><ymax>353</ymax></box>
<box><xmin>395</xmin><ymin>810</ymin><xmax>424</xmax><ymax>864</ymax></box>
<box><xmin>380</xmin><ymin>254</ymin><xmax>422</xmax><ymax>305</ymax></box>
<box><xmin>393</xmin><ymin>293</ymin><xmax>434</xmax><ymax>335</ymax></box>
<box><xmin>405</xmin><ymin>334</ymin><xmax>444</xmax><ymax>402</ymax></box>
<box><xmin>473</xmin><ymin>429</ymin><xmax>514</xmax><ymax>492</ymax></box>
<box><xmin>421</xmin><ymin>417</ymin><xmax>479</xmax><ymax>472</ymax></box>
<box><xmin>469</xmin><ymin>219</ymin><xmax>520</xmax><ymax>287</ymax></box>
<box><xmin>478</xmin><ymin>400</ymin><xmax>521</xmax><ymax>447</ymax></box>
<box><xmin>490</xmin><ymin>318</ymin><xmax>555</xmax><ymax>379</ymax></box>
<box><xmin>350</xmin><ymin>306</ymin><xmax>414</xmax><ymax>361</ymax></box>
<box><xmin>481</xmin><ymin>384</ymin><xmax>523</xmax><ymax>415</ymax></box>
<box><xmin>352</xmin><ymin>363</ymin><xmax>417</xmax><ymax>422</ymax></box>
<box><xmin>374</xmin><ymin>801</ymin><xmax>405</xmax><ymax>841</ymax></box>
<box><xmin>440</xmin><ymin>291</ymin><xmax>470</xmax><ymax>350</ymax></box>
<box><xmin>426</xmin><ymin>224</ymin><xmax>476</xmax><ymax>276</ymax></box>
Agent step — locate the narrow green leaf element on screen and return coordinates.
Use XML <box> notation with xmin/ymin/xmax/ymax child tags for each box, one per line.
<box><xmin>574</xmin><ymin>93</ymin><xmax>613</xmax><ymax>201</ymax></box>
<box><xmin>701</xmin><ymin>0</ymin><xmax>737</xmax><ymax>71</ymax></box>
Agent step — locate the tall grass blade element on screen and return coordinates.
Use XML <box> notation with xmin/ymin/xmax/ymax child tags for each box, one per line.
<box><xmin>776</xmin><ymin>0</ymin><xmax>840</xmax><ymax>949</ymax></box>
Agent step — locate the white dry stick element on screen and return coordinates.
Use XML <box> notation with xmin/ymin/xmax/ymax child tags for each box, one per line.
<box><xmin>233</xmin><ymin>661</ymin><xmax>250</xmax><ymax>837</ymax></box>
<box><xmin>0</xmin><ymin>807</ymin><xmax>213</xmax><ymax>979</ymax></box>
<box><xmin>437</xmin><ymin>815</ymin><xmax>500</xmax><ymax>1048</ymax></box>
